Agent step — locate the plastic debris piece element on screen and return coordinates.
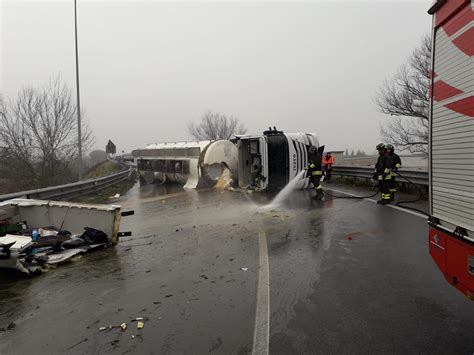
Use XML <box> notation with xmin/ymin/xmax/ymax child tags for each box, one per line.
<box><xmin>120</xmin><ymin>323</ymin><xmax>127</xmax><ymax>331</ymax></box>
<box><xmin>240</xmin><ymin>267</ymin><xmax>248</xmax><ymax>271</ymax></box>
<box><xmin>5</xmin><ymin>322</ymin><xmax>16</xmax><ymax>331</ymax></box>
<box><xmin>131</xmin><ymin>317</ymin><xmax>149</xmax><ymax>322</ymax></box>
<box><xmin>137</xmin><ymin>322</ymin><xmax>144</xmax><ymax>329</ymax></box>
<box><xmin>131</xmin><ymin>335</ymin><xmax>135</xmax><ymax>339</ymax></box>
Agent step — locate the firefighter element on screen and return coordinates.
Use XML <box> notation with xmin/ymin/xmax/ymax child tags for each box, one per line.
<box><xmin>305</xmin><ymin>145</ymin><xmax>324</xmax><ymax>200</ymax></box>
<box><xmin>386</xmin><ymin>144</ymin><xmax>401</xmax><ymax>201</ymax></box>
<box><xmin>374</xmin><ymin>143</ymin><xmax>392</xmax><ymax>205</ymax></box>
<box><xmin>322</xmin><ymin>152</ymin><xmax>335</xmax><ymax>183</ymax></box>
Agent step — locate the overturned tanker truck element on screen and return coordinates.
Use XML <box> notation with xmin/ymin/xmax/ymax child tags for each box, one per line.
<box><xmin>136</xmin><ymin>140</ymin><xmax>238</xmax><ymax>189</ymax></box>
<box><xmin>136</xmin><ymin>129</ymin><xmax>320</xmax><ymax>191</ymax></box>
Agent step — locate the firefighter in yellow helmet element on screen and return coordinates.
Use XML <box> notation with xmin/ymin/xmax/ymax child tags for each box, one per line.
<box><xmin>305</xmin><ymin>145</ymin><xmax>324</xmax><ymax>200</ymax></box>
<box><xmin>374</xmin><ymin>143</ymin><xmax>393</xmax><ymax>205</ymax></box>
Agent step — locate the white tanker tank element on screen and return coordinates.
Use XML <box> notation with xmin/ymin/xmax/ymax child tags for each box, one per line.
<box><xmin>136</xmin><ymin>140</ymin><xmax>238</xmax><ymax>189</ymax></box>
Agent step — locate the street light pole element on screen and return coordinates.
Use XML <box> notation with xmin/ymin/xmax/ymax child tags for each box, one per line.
<box><xmin>74</xmin><ymin>0</ymin><xmax>83</xmax><ymax>180</ymax></box>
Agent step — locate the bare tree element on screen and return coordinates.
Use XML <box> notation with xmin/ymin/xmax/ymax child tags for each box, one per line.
<box><xmin>188</xmin><ymin>111</ymin><xmax>247</xmax><ymax>141</ymax></box>
<box><xmin>0</xmin><ymin>75</ymin><xmax>94</xmax><ymax>190</ymax></box>
<box><xmin>375</xmin><ymin>35</ymin><xmax>431</xmax><ymax>154</ymax></box>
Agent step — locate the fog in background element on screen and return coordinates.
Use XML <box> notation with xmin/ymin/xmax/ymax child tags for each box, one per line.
<box><xmin>1</xmin><ymin>0</ymin><xmax>431</xmax><ymax>154</ymax></box>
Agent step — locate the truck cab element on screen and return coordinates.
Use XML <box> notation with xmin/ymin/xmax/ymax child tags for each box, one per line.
<box><xmin>237</xmin><ymin>129</ymin><xmax>319</xmax><ymax>190</ymax></box>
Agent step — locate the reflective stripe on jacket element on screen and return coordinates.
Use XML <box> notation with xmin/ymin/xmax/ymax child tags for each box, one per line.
<box><xmin>391</xmin><ymin>153</ymin><xmax>401</xmax><ymax>170</ymax></box>
<box><xmin>305</xmin><ymin>162</ymin><xmax>322</xmax><ymax>176</ymax></box>
<box><xmin>375</xmin><ymin>153</ymin><xmax>392</xmax><ymax>180</ymax></box>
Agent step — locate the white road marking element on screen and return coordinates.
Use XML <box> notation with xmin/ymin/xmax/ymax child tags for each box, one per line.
<box><xmin>324</xmin><ymin>187</ymin><xmax>427</xmax><ymax>219</ymax></box>
<box><xmin>252</xmin><ymin>230</ymin><xmax>270</xmax><ymax>355</ymax></box>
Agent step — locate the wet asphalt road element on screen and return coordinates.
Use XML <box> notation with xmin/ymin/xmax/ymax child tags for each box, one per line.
<box><xmin>1</xmin><ymin>182</ymin><xmax>473</xmax><ymax>354</ymax></box>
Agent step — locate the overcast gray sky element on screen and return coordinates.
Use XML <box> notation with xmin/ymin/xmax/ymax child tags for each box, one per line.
<box><xmin>1</xmin><ymin>0</ymin><xmax>431</xmax><ymax>154</ymax></box>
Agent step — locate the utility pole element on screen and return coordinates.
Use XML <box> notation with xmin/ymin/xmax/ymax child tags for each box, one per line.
<box><xmin>74</xmin><ymin>0</ymin><xmax>83</xmax><ymax>180</ymax></box>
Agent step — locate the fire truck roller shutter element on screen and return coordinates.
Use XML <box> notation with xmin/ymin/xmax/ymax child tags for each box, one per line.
<box><xmin>430</xmin><ymin>2</ymin><xmax>474</xmax><ymax>233</ymax></box>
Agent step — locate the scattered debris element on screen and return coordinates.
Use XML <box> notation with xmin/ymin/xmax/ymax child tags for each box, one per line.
<box><xmin>153</xmin><ymin>301</ymin><xmax>162</xmax><ymax>305</ymax></box>
<box><xmin>137</xmin><ymin>321</ymin><xmax>144</xmax><ymax>329</ymax></box>
<box><xmin>0</xmin><ymin>322</ymin><xmax>16</xmax><ymax>332</ymax></box>
<box><xmin>131</xmin><ymin>317</ymin><xmax>149</xmax><ymax>322</ymax></box>
<box><xmin>165</xmin><ymin>294</ymin><xmax>173</xmax><ymax>298</ymax></box>
<box><xmin>240</xmin><ymin>267</ymin><xmax>248</xmax><ymax>271</ymax></box>
<box><xmin>120</xmin><ymin>323</ymin><xmax>127</xmax><ymax>331</ymax></box>
<box><xmin>86</xmin><ymin>320</ymin><xmax>100</xmax><ymax>329</ymax></box>
<box><xmin>0</xmin><ymin>199</ymin><xmax>129</xmax><ymax>275</ymax></box>
<box><xmin>65</xmin><ymin>338</ymin><xmax>88</xmax><ymax>351</ymax></box>
<box><xmin>210</xmin><ymin>337</ymin><xmax>223</xmax><ymax>352</ymax></box>
<box><xmin>110</xmin><ymin>193</ymin><xmax>120</xmax><ymax>199</ymax></box>
<box><xmin>199</xmin><ymin>274</ymin><xmax>209</xmax><ymax>280</ymax></box>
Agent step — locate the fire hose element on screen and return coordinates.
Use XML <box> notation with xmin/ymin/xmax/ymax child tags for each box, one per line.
<box><xmin>319</xmin><ymin>171</ymin><xmax>429</xmax><ymax>216</ymax></box>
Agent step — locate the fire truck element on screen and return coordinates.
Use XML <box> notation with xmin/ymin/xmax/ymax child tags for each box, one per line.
<box><xmin>427</xmin><ymin>0</ymin><xmax>474</xmax><ymax>299</ymax></box>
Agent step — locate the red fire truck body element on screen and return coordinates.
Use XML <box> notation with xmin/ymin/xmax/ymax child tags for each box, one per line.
<box><xmin>427</xmin><ymin>0</ymin><xmax>474</xmax><ymax>299</ymax></box>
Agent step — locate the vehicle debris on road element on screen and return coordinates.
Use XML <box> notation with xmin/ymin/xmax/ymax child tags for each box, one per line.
<box><xmin>130</xmin><ymin>317</ymin><xmax>149</xmax><ymax>322</ymax></box>
<box><xmin>0</xmin><ymin>199</ymin><xmax>133</xmax><ymax>275</ymax></box>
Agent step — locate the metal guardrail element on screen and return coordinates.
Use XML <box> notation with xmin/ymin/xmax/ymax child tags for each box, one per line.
<box><xmin>0</xmin><ymin>166</ymin><xmax>133</xmax><ymax>202</ymax></box>
<box><xmin>332</xmin><ymin>166</ymin><xmax>428</xmax><ymax>186</ymax></box>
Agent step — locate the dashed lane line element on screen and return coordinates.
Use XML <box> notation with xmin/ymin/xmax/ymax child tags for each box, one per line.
<box><xmin>252</xmin><ymin>230</ymin><xmax>270</xmax><ymax>355</ymax></box>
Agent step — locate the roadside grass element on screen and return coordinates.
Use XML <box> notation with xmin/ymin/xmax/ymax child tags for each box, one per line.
<box><xmin>71</xmin><ymin>161</ymin><xmax>137</xmax><ymax>204</ymax></box>
<box><xmin>84</xmin><ymin>160</ymin><xmax>121</xmax><ymax>179</ymax></box>
<box><xmin>71</xmin><ymin>177</ymin><xmax>136</xmax><ymax>204</ymax></box>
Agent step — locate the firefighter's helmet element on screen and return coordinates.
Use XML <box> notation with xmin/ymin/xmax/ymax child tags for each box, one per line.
<box><xmin>386</xmin><ymin>144</ymin><xmax>394</xmax><ymax>150</ymax></box>
<box><xmin>308</xmin><ymin>145</ymin><xmax>318</xmax><ymax>155</ymax></box>
<box><xmin>376</xmin><ymin>143</ymin><xmax>386</xmax><ymax>150</ymax></box>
